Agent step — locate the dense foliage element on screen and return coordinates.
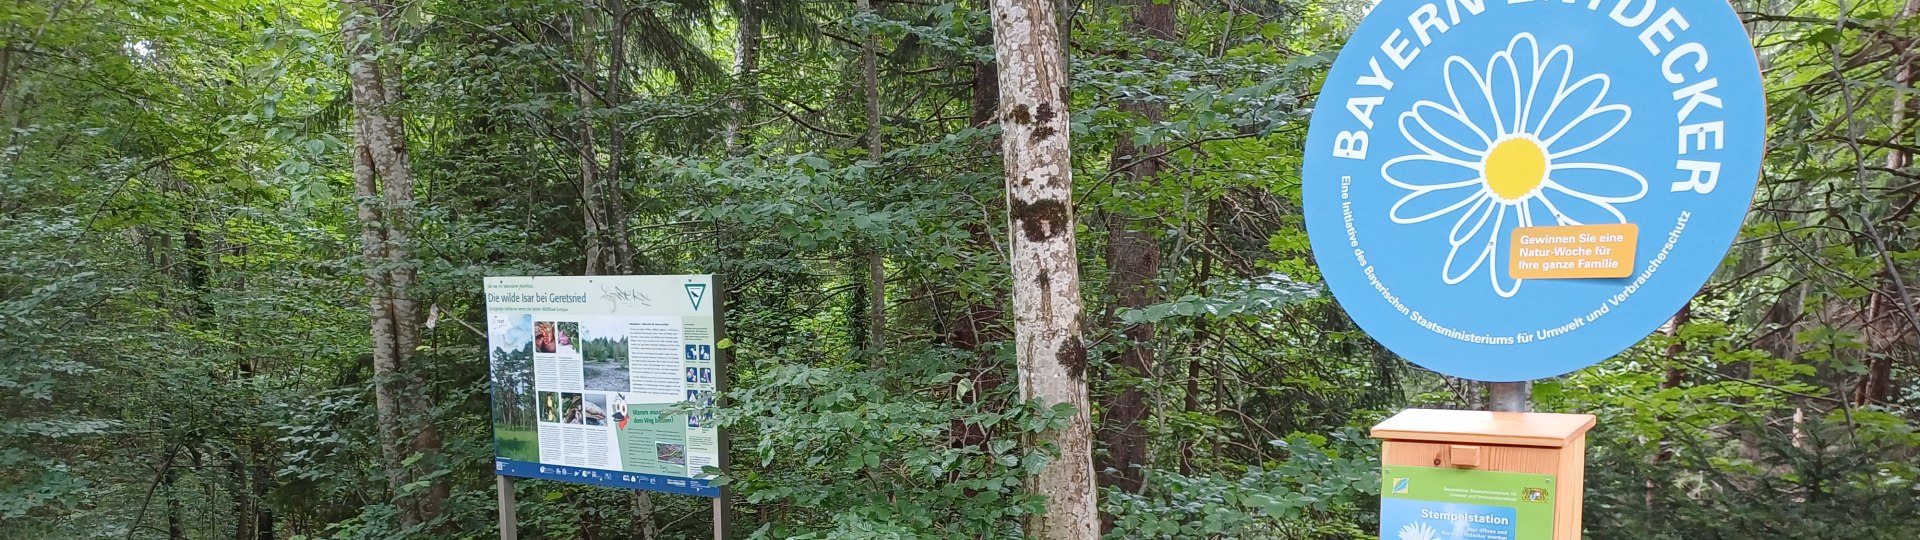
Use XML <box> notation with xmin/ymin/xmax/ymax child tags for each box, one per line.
<box><xmin>1</xmin><ymin>0</ymin><xmax>1915</xmax><ymax>538</ymax></box>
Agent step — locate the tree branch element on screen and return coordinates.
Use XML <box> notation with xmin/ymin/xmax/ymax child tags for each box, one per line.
<box><xmin>761</xmin><ymin>98</ymin><xmax>857</xmax><ymax>139</ymax></box>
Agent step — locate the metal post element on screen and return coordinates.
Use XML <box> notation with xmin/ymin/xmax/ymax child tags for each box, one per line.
<box><xmin>1487</xmin><ymin>381</ymin><xmax>1531</xmax><ymax>412</ymax></box>
<box><xmin>497</xmin><ymin>475</ymin><xmax>518</xmax><ymax>540</ymax></box>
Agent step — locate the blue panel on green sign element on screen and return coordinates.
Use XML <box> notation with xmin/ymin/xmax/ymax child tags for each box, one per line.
<box><xmin>1382</xmin><ymin>499</ymin><xmax>1516</xmax><ymax>540</ymax></box>
<box><xmin>1303</xmin><ymin>0</ymin><xmax>1765</xmax><ymax>381</ymax></box>
<box><xmin>495</xmin><ymin>458</ymin><xmax>719</xmax><ymax>497</ymax></box>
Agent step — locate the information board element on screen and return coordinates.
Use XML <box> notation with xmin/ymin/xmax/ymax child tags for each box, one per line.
<box><xmin>1381</xmin><ymin>466</ymin><xmax>1555</xmax><ymax>540</ymax></box>
<box><xmin>485</xmin><ymin>275</ymin><xmax>723</xmax><ymax>497</ymax></box>
<box><xmin>1302</xmin><ymin>0</ymin><xmax>1765</xmax><ymax>381</ymax></box>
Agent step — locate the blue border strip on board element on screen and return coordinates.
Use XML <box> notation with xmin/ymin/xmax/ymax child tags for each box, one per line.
<box><xmin>495</xmin><ymin>458</ymin><xmax>719</xmax><ymax>497</ymax></box>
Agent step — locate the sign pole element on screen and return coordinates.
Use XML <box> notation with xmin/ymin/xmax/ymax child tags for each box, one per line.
<box><xmin>712</xmin><ymin>493</ymin><xmax>732</xmax><ymax>540</ymax></box>
<box><xmin>496</xmin><ymin>474</ymin><xmax>518</xmax><ymax>540</ymax></box>
<box><xmin>1487</xmin><ymin>381</ymin><xmax>1530</xmax><ymax>413</ymax></box>
<box><xmin>711</xmin><ymin>277</ymin><xmax>733</xmax><ymax>540</ymax></box>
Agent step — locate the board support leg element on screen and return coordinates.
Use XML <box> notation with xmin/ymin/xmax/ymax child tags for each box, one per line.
<box><xmin>497</xmin><ymin>474</ymin><xmax>518</xmax><ymax>540</ymax></box>
<box><xmin>712</xmin><ymin>489</ymin><xmax>731</xmax><ymax>540</ymax></box>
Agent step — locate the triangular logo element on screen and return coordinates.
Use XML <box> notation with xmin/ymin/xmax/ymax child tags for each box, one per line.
<box><xmin>684</xmin><ymin>283</ymin><xmax>707</xmax><ymax>311</ymax></box>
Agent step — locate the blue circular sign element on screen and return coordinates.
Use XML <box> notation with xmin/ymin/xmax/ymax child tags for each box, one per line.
<box><xmin>1303</xmin><ymin>0</ymin><xmax>1764</xmax><ymax>381</ymax></box>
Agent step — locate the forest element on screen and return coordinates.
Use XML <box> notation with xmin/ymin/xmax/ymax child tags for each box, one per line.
<box><xmin>1</xmin><ymin>0</ymin><xmax>1917</xmax><ymax>539</ymax></box>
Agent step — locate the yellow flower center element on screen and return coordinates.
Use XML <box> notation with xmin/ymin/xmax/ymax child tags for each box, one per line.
<box><xmin>1483</xmin><ymin>138</ymin><xmax>1547</xmax><ymax>201</ymax></box>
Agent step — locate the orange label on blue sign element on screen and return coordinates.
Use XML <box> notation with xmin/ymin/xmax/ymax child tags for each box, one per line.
<box><xmin>1508</xmin><ymin>224</ymin><xmax>1638</xmax><ymax>279</ymax></box>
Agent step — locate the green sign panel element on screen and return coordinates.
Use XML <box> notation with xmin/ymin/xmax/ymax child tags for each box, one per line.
<box><xmin>1380</xmin><ymin>466</ymin><xmax>1554</xmax><ymax>540</ymax></box>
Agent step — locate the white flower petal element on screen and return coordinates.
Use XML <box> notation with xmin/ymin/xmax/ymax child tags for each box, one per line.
<box><xmin>1522</xmin><ymin>44</ymin><xmax>1575</xmax><ymax>135</ymax></box>
<box><xmin>1487</xmin><ymin>35</ymin><xmax>1534</xmax><ymax>136</ymax></box>
<box><xmin>1449</xmin><ymin>192</ymin><xmax>1497</xmax><ymax>247</ymax></box>
<box><xmin>1391</xmin><ymin>182</ymin><xmax>1487</xmax><ymax>224</ymax></box>
<box><xmin>1547</xmin><ymin>162</ymin><xmax>1648</xmax><ymax>202</ymax></box>
<box><xmin>1446</xmin><ymin>57</ymin><xmax>1504</xmax><ymax>144</ymax></box>
<box><xmin>1535</xmin><ymin>74</ymin><xmax>1610</xmax><ymax>144</ymax></box>
<box><xmin>1444</xmin><ymin>199</ymin><xmax>1501</xmax><ymax>285</ymax></box>
<box><xmin>1538</xmin><ymin>183</ymin><xmax>1629</xmax><ymax>225</ymax></box>
<box><xmin>1488</xmin><ymin>205</ymin><xmax>1523</xmax><ymax>297</ymax></box>
<box><xmin>1521</xmin><ymin>195</ymin><xmax>1556</xmax><ymax>228</ymax></box>
<box><xmin>1544</xmin><ymin>104</ymin><xmax>1630</xmax><ymax>159</ymax></box>
<box><xmin>1383</xmin><ymin>154</ymin><xmax>1482</xmax><ymax>190</ymax></box>
<box><xmin>1533</xmin><ymin>195</ymin><xmax>1574</xmax><ymax>225</ymax></box>
<box><xmin>1405</xmin><ymin>100</ymin><xmax>1492</xmax><ymax>157</ymax></box>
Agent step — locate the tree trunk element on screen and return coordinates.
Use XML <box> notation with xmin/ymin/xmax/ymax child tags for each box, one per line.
<box><xmin>166</xmin><ymin>461</ymin><xmax>184</xmax><ymax>540</ymax></box>
<box><xmin>576</xmin><ymin>88</ymin><xmax>616</xmax><ymax>276</ymax></box>
<box><xmin>251</xmin><ymin>443</ymin><xmax>274</xmax><ymax>540</ymax></box>
<box><xmin>1861</xmin><ymin>0</ymin><xmax>1920</xmax><ymax>405</ymax></box>
<box><xmin>1649</xmin><ymin>302</ymin><xmax>1691</xmax><ymax>509</ymax></box>
<box><xmin>1179</xmin><ymin>250</ymin><xmax>1210</xmax><ymax>476</ymax></box>
<box><xmin>0</xmin><ymin>38</ymin><xmax>12</xmax><ymax>117</ymax></box>
<box><xmin>341</xmin><ymin>0</ymin><xmax>446</xmax><ymax>526</ymax></box>
<box><xmin>1859</xmin><ymin>291</ymin><xmax>1894</xmax><ymax>405</ymax></box>
<box><xmin>949</xmin><ymin>48</ymin><xmax>1006</xmax><ymax>451</ymax></box>
<box><xmin>573</xmin><ymin>0</ymin><xmax>634</xmax><ymax>277</ymax></box>
<box><xmin>1894</xmin><ymin>0</ymin><xmax>1920</xmax><ymax>174</ymax></box>
<box><xmin>603</xmin><ymin>0</ymin><xmax>634</xmax><ymax>274</ymax></box>
<box><xmin>230</xmin><ymin>450</ymin><xmax>254</xmax><ymax>540</ymax></box>
<box><xmin>349</xmin><ymin>117</ymin><xmax>411</xmax><ymax>524</ymax></box>
<box><xmin>858</xmin><ymin>0</ymin><xmax>881</xmax><ymax>161</ymax></box>
<box><xmin>989</xmin><ymin>0</ymin><xmax>1097</xmax><ymax>535</ymax></box>
<box><xmin>182</xmin><ymin>223</ymin><xmax>213</xmax><ymax>318</ymax></box>
<box><xmin>628</xmin><ymin>491</ymin><xmax>658</xmax><ymax>540</ymax></box>
<box><xmin>860</xmin><ymin>0</ymin><xmax>887</xmax><ymax>353</ymax></box>
<box><xmin>1096</xmin><ymin>0</ymin><xmax>1174</xmax><ymax>498</ymax></box>
<box><xmin>1663</xmin><ymin>302</ymin><xmax>1691</xmax><ymax>390</ymax></box>
<box><xmin>574</xmin><ymin>9</ymin><xmax>612</xmax><ymax>276</ymax></box>
<box><xmin>867</xmin><ymin>251</ymin><xmax>886</xmax><ymax>350</ymax></box>
<box><xmin>724</xmin><ymin>0</ymin><xmax>761</xmax><ymax>156</ymax></box>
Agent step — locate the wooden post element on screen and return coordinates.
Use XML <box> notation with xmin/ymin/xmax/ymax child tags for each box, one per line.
<box><xmin>712</xmin><ymin>494</ymin><xmax>731</xmax><ymax>540</ymax></box>
<box><xmin>496</xmin><ymin>474</ymin><xmax>517</xmax><ymax>540</ymax></box>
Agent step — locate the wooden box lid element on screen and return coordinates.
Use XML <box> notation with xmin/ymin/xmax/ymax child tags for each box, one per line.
<box><xmin>1371</xmin><ymin>409</ymin><xmax>1597</xmax><ymax>448</ymax></box>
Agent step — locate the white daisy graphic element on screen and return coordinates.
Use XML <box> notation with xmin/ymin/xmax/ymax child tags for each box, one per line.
<box><xmin>1382</xmin><ymin>33</ymin><xmax>1647</xmax><ymax>297</ymax></box>
<box><xmin>1397</xmin><ymin>522</ymin><xmax>1439</xmax><ymax>540</ymax></box>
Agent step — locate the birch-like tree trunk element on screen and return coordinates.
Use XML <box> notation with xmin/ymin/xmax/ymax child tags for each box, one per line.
<box><xmin>989</xmin><ymin>0</ymin><xmax>1097</xmax><ymax>535</ymax></box>
<box><xmin>341</xmin><ymin>0</ymin><xmax>447</xmax><ymax>526</ymax></box>
<box><xmin>1097</xmin><ymin>0</ymin><xmax>1174</xmax><ymax>498</ymax></box>
<box><xmin>723</xmin><ymin>0</ymin><xmax>761</xmax><ymax>156</ymax></box>
<box><xmin>575</xmin><ymin>72</ymin><xmax>613</xmax><ymax>275</ymax></box>
<box><xmin>576</xmin><ymin>7</ymin><xmax>622</xmax><ymax>276</ymax></box>
<box><xmin>574</xmin><ymin>3</ymin><xmax>633</xmax><ymax>276</ymax></box>
<box><xmin>603</xmin><ymin>0</ymin><xmax>634</xmax><ymax>275</ymax></box>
